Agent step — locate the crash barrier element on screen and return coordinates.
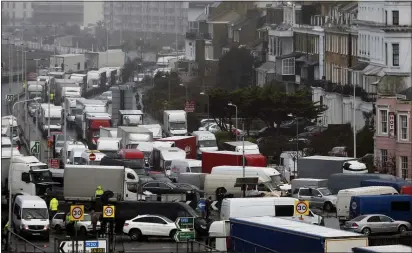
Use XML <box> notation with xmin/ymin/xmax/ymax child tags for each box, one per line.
<box><xmin>369</xmin><ymin>232</ymin><xmax>412</xmax><ymax>247</ymax></box>
<box><xmin>5</xmin><ymin>229</ymin><xmax>48</xmax><ymax>253</ymax></box>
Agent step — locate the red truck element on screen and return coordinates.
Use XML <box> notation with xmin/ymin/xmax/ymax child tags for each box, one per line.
<box><xmin>201</xmin><ymin>150</ymin><xmax>267</xmax><ymax>174</ymax></box>
<box><xmin>157</xmin><ymin>136</ymin><xmax>196</xmax><ymax>159</ymax></box>
<box><xmin>78</xmin><ymin>113</ymin><xmax>111</xmax><ymax>149</ymax></box>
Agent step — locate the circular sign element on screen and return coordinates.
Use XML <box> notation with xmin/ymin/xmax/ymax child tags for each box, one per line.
<box><xmin>295</xmin><ymin>201</ymin><xmax>309</xmax><ymax>215</ymax></box>
<box><xmin>103</xmin><ymin>205</ymin><xmax>115</xmax><ymax>218</ymax></box>
<box><xmin>89</xmin><ymin>153</ymin><xmax>96</xmax><ymax>161</ymax></box>
<box><xmin>71</xmin><ymin>207</ymin><xmax>83</xmax><ymax>220</ymax></box>
<box><xmin>351</xmin><ymin>202</ymin><xmax>357</xmax><ymax>210</ymax></box>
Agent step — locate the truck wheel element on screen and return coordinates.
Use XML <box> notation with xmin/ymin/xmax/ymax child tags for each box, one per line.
<box><xmin>398</xmin><ymin>225</ymin><xmax>407</xmax><ymax>234</ymax></box>
<box><xmin>129</xmin><ymin>229</ymin><xmax>141</xmax><ymax>241</ymax></box>
<box><xmin>323</xmin><ymin>202</ymin><xmax>333</xmax><ymax>212</ymax></box>
<box><xmin>361</xmin><ymin>227</ymin><xmax>371</xmax><ymax>235</ymax></box>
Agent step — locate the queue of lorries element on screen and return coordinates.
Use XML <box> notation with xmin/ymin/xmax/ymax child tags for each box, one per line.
<box><xmin>2</xmin><ymin>68</ymin><xmax>412</xmax><ymax>252</ymax></box>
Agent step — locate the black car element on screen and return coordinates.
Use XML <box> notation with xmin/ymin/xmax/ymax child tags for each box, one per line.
<box><xmin>141</xmin><ymin>181</ymin><xmax>191</xmax><ymax>195</ymax></box>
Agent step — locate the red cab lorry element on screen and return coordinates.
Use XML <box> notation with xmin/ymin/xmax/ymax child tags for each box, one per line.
<box><xmin>157</xmin><ymin>136</ymin><xmax>196</xmax><ymax>159</ymax></box>
<box><xmin>201</xmin><ymin>150</ymin><xmax>267</xmax><ymax>174</ymax></box>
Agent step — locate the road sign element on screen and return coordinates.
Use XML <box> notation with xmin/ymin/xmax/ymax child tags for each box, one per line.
<box><xmin>294</xmin><ymin>200</ymin><xmax>309</xmax><ymax>216</ymax></box>
<box><xmin>211</xmin><ymin>201</ymin><xmax>219</xmax><ymax>211</ymax></box>
<box><xmin>70</xmin><ymin>205</ymin><xmax>84</xmax><ymax>221</ymax></box>
<box><xmin>49</xmin><ymin>159</ymin><xmax>60</xmax><ymax>168</ymax></box>
<box><xmin>174</xmin><ymin>230</ymin><xmax>196</xmax><ymax>242</ymax></box>
<box><xmin>103</xmin><ymin>205</ymin><xmax>115</xmax><ymax>218</ymax></box>
<box><xmin>184</xmin><ymin>100</ymin><xmax>195</xmax><ymax>112</ymax></box>
<box><xmin>197</xmin><ymin>199</ymin><xmax>206</xmax><ymax>212</ymax></box>
<box><xmin>30</xmin><ymin>141</ymin><xmax>40</xmax><ymax>154</ymax></box>
<box><xmin>6</xmin><ymin>94</ymin><xmax>14</xmax><ymax>102</ymax></box>
<box><xmin>59</xmin><ymin>239</ymin><xmax>107</xmax><ymax>253</ymax></box>
<box><xmin>89</xmin><ymin>153</ymin><xmax>96</xmax><ymax>161</ymax></box>
<box><xmin>175</xmin><ymin>217</ymin><xmax>194</xmax><ymax>230</ymax></box>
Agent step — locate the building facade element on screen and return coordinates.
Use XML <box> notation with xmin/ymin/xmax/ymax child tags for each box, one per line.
<box><xmin>375</xmin><ymin>89</ymin><xmax>412</xmax><ymax>179</ymax></box>
<box><xmin>83</xmin><ymin>2</ymin><xmax>103</xmax><ymax>27</ymax></box>
<box><xmin>1</xmin><ymin>1</ymin><xmax>33</xmax><ymax>25</ymax></box>
<box><xmin>32</xmin><ymin>2</ymin><xmax>84</xmax><ymax>26</ymax></box>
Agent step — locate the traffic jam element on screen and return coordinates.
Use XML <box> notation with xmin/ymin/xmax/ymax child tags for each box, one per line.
<box><xmin>2</xmin><ymin>63</ymin><xmax>412</xmax><ymax>253</ymax></box>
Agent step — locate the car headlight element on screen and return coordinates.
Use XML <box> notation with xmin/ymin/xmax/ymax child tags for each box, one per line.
<box><xmin>44</xmin><ymin>224</ymin><xmax>49</xmax><ymax>230</ymax></box>
<box><xmin>21</xmin><ymin>224</ymin><xmax>29</xmax><ymax>230</ymax></box>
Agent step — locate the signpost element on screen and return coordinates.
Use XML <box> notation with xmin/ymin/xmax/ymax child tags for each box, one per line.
<box><xmin>175</xmin><ymin>217</ymin><xmax>194</xmax><ymax>230</ymax></box>
<box><xmin>58</xmin><ymin>239</ymin><xmax>107</xmax><ymax>253</ymax></box>
<box><xmin>174</xmin><ymin>230</ymin><xmax>196</xmax><ymax>243</ymax></box>
<box><xmin>49</xmin><ymin>159</ymin><xmax>60</xmax><ymax>168</ymax></box>
<box><xmin>184</xmin><ymin>100</ymin><xmax>195</xmax><ymax>113</ymax></box>
<box><xmin>103</xmin><ymin>205</ymin><xmax>115</xmax><ymax>218</ymax></box>
<box><xmin>70</xmin><ymin>205</ymin><xmax>84</xmax><ymax>221</ymax></box>
<box><xmin>89</xmin><ymin>153</ymin><xmax>96</xmax><ymax>161</ymax></box>
<box><xmin>294</xmin><ymin>200</ymin><xmax>309</xmax><ymax>216</ymax></box>
<box><xmin>30</xmin><ymin>141</ymin><xmax>40</xmax><ymax>155</ymax></box>
<box><xmin>6</xmin><ymin>94</ymin><xmax>14</xmax><ymax>102</ymax></box>
<box><xmin>174</xmin><ymin>217</ymin><xmax>195</xmax><ymax>242</ymax></box>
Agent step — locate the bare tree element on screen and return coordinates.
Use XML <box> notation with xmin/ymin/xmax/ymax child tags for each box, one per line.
<box><xmin>374</xmin><ymin>153</ymin><xmax>397</xmax><ymax>176</ymax></box>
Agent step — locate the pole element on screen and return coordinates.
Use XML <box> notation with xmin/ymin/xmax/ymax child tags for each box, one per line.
<box><xmin>8</xmin><ymin>38</ymin><xmax>12</xmax><ymax>114</ymax></box>
<box><xmin>207</xmin><ymin>95</ymin><xmax>210</xmax><ymax>119</ymax></box>
<box><xmin>185</xmin><ymin>86</ymin><xmax>188</xmax><ymax>102</ymax></box>
<box><xmin>235</xmin><ymin>106</ymin><xmax>238</xmax><ymax>141</ymax></box>
<box><xmin>353</xmin><ymin>82</ymin><xmax>357</xmax><ymax>158</ymax></box>
<box><xmin>168</xmin><ymin>79</ymin><xmax>171</xmax><ymax>101</ymax></box>
<box><xmin>106</xmin><ymin>25</ymin><xmax>109</xmax><ymax>67</ymax></box>
<box><xmin>64</xmin><ymin>98</ymin><xmax>67</xmax><ymax>165</ymax></box>
<box><xmin>242</xmin><ymin>121</ymin><xmax>245</xmax><ymax>198</ymax></box>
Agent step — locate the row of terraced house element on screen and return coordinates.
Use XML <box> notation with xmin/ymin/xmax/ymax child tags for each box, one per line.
<box><xmin>181</xmin><ymin>1</ymin><xmax>412</xmax><ymax>179</ymax></box>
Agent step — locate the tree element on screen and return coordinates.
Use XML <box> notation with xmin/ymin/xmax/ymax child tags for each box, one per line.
<box><xmin>216</xmin><ymin>47</ymin><xmax>255</xmax><ymax>90</ymax></box>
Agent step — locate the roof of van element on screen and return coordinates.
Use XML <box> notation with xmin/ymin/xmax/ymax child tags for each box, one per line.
<box><xmin>173</xmin><ymin>159</ymin><xmax>202</xmax><ymax>166</ymax></box>
<box><xmin>300</xmin><ymin>155</ymin><xmax>356</xmax><ymax>161</ymax></box>
<box><xmin>119</xmin><ymin>110</ymin><xmax>143</xmax><ymax>115</ymax></box>
<box><xmin>11</xmin><ymin>156</ymin><xmax>40</xmax><ymax>164</ymax></box>
<box><xmin>212</xmin><ymin>166</ymin><xmax>280</xmax><ymax>175</ymax></box>
<box><xmin>160</xmin><ymin>136</ymin><xmax>193</xmax><ymax>141</ymax></box>
<box><xmin>353</xmin><ymin>245</ymin><xmax>412</xmax><ymax>252</ymax></box>
<box><xmin>223</xmin><ymin>197</ymin><xmax>296</xmax><ymax>205</ymax></box>
<box><xmin>16</xmin><ymin>195</ymin><xmax>47</xmax><ymax>207</ymax></box>
<box><xmin>230</xmin><ymin>216</ymin><xmax>364</xmax><ymax>238</ymax></box>
<box><xmin>338</xmin><ymin>186</ymin><xmax>397</xmax><ymax>193</ymax></box>
<box><xmin>292</xmin><ymin>178</ymin><xmax>327</xmax><ymax>182</ymax></box>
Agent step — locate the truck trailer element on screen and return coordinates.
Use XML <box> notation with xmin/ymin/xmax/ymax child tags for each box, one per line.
<box><xmin>230</xmin><ymin>216</ymin><xmax>368</xmax><ymax>253</ymax></box>
<box><xmin>157</xmin><ymin>136</ymin><xmax>197</xmax><ymax>159</ymax></box>
<box><xmin>201</xmin><ymin>151</ymin><xmax>267</xmax><ymax>174</ymax></box>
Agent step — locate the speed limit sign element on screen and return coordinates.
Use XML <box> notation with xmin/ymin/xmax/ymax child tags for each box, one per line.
<box><xmin>70</xmin><ymin>205</ymin><xmax>84</xmax><ymax>221</ymax></box>
<box><xmin>294</xmin><ymin>200</ymin><xmax>309</xmax><ymax>216</ymax></box>
<box><xmin>103</xmin><ymin>205</ymin><xmax>115</xmax><ymax>218</ymax></box>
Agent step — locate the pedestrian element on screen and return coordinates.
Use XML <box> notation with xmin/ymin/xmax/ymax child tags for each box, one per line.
<box><xmin>90</xmin><ymin>210</ymin><xmax>98</xmax><ymax>236</ymax></box>
<box><xmin>49</xmin><ymin>92</ymin><xmax>55</xmax><ymax>103</ymax></box>
<box><xmin>49</xmin><ymin>197</ymin><xmax>58</xmax><ymax>219</ymax></box>
<box><xmin>3</xmin><ymin>221</ymin><xmax>9</xmax><ymax>250</ymax></box>
<box><xmin>95</xmin><ymin>185</ymin><xmax>104</xmax><ymax>199</ymax></box>
<box><xmin>65</xmin><ymin>213</ymin><xmax>74</xmax><ymax>236</ymax></box>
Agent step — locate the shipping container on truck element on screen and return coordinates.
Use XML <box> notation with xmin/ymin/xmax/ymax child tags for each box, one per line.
<box><xmin>360</xmin><ymin>179</ymin><xmax>412</xmax><ymax>193</ymax></box>
<box><xmin>201</xmin><ymin>151</ymin><xmax>267</xmax><ymax>174</ymax></box>
<box><xmin>50</xmin><ymin>54</ymin><xmax>86</xmax><ymax>73</ymax></box>
<box><xmin>157</xmin><ymin>136</ymin><xmax>197</xmax><ymax>159</ymax></box>
<box><xmin>230</xmin><ymin>216</ymin><xmax>368</xmax><ymax>253</ymax></box>
<box><xmin>298</xmin><ymin>156</ymin><xmax>364</xmax><ymax>179</ymax></box>
<box><xmin>328</xmin><ymin>173</ymin><xmax>398</xmax><ymax>194</ymax></box>
<box><xmin>55</xmin><ymin>79</ymin><xmax>79</xmax><ymax>106</ymax></box>
<box><xmin>352</xmin><ymin>245</ymin><xmax>412</xmax><ymax>253</ymax></box>
<box><xmin>118</xmin><ymin>110</ymin><xmax>144</xmax><ymax>126</ymax></box>
<box><xmin>349</xmin><ymin>195</ymin><xmax>412</xmax><ymax>223</ymax></box>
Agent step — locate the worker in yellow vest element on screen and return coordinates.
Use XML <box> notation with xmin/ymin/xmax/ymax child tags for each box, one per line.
<box><xmin>49</xmin><ymin>198</ymin><xmax>59</xmax><ymax>219</ymax></box>
<box><xmin>49</xmin><ymin>92</ymin><xmax>55</xmax><ymax>103</ymax></box>
<box><xmin>95</xmin><ymin>185</ymin><xmax>104</xmax><ymax>199</ymax></box>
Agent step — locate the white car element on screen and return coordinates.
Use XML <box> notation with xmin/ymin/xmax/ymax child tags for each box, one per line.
<box><xmin>123</xmin><ymin>214</ymin><xmax>178</xmax><ymax>241</ymax></box>
<box><xmin>51</xmin><ymin>212</ymin><xmax>101</xmax><ymax>234</ymax></box>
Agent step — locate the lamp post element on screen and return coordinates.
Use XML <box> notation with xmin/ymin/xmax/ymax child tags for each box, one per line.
<box><xmin>200</xmin><ymin>92</ymin><xmax>209</xmax><ymax>119</ymax></box>
<box><xmin>8</xmin><ymin>97</ymin><xmax>41</xmax><ymax>244</ymax></box>
<box><xmin>228</xmin><ymin>103</ymin><xmax>238</xmax><ymax>141</ymax></box>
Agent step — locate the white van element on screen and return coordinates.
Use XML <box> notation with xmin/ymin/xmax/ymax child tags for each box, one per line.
<box><xmin>191</xmin><ymin>131</ymin><xmax>218</xmax><ymax>158</ymax></box>
<box><xmin>12</xmin><ymin>195</ymin><xmax>50</xmax><ymax>239</ymax></box>
<box><xmin>211</xmin><ymin>166</ymin><xmax>291</xmax><ymax>193</ymax></box>
<box><xmin>222</xmin><ymin>141</ymin><xmax>260</xmax><ymax>154</ymax></box>
<box><xmin>169</xmin><ymin>159</ymin><xmax>202</xmax><ymax>179</ymax></box>
<box><xmin>68</xmin><ymin>147</ymin><xmax>87</xmax><ymax>165</ymax></box>
<box><xmin>336</xmin><ymin>186</ymin><xmax>398</xmax><ymax>220</ymax></box>
<box><xmin>97</xmin><ymin>137</ymin><xmax>121</xmax><ymax>155</ymax></box>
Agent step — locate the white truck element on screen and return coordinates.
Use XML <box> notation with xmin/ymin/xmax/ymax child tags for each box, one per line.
<box><xmin>39</xmin><ymin>104</ymin><xmax>63</xmax><ymax>137</ymax></box>
<box><xmin>63</xmin><ymin>165</ymin><xmax>139</xmax><ymax>201</ymax></box>
<box><xmin>97</xmin><ymin>137</ymin><xmax>122</xmax><ymax>156</ymax></box>
<box><xmin>99</xmin><ymin>127</ymin><xmax>118</xmax><ymax>138</ymax></box>
<box><xmin>118</xmin><ymin>110</ymin><xmax>144</xmax><ymax>126</ymax></box>
<box><xmin>117</xmin><ymin>126</ymin><xmax>153</xmax><ymax>149</ymax></box>
<box><xmin>163</xmin><ymin>110</ymin><xmax>187</xmax><ymax>136</ymax></box>
<box><xmin>27</xmin><ymin>81</ymin><xmax>44</xmax><ymax>99</ymax></box>
<box><xmin>64</xmin><ymin>97</ymin><xmax>78</xmax><ymax>128</ymax></box>
<box><xmin>139</xmin><ymin>124</ymin><xmax>163</xmax><ymax>139</ymax></box>
<box><xmin>87</xmin><ymin>70</ymin><xmax>101</xmax><ymax>89</ymax></box>
<box><xmin>49</xmin><ymin>53</ymin><xmax>86</xmax><ymax>73</ymax></box>
<box><xmin>5</xmin><ymin>156</ymin><xmax>55</xmax><ymax>204</ymax></box>
<box><xmin>191</xmin><ymin>131</ymin><xmax>218</xmax><ymax>158</ymax></box>
<box><xmin>54</xmin><ymin>79</ymin><xmax>79</xmax><ymax>106</ymax></box>
<box><xmin>150</xmin><ymin>147</ymin><xmax>186</xmax><ymax>171</ymax></box>
<box><xmin>69</xmin><ymin>73</ymin><xmax>87</xmax><ymax>95</ymax></box>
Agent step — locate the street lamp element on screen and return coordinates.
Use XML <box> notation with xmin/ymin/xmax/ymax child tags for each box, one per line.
<box><xmin>228</xmin><ymin>102</ymin><xmax>238</xmax><ymax>141</ymax></box>
<box><xmin>162</xmin><ymin>74</ymin><xmax>172</xmax><ymax>101</ymax></box>
<box><xmin>179</xmin><ymin>83</ymin><xmax>188</xmax><ymax>102</ymax></box>
<box><xmin>200</xmin><ymin>92</ymin><xmax>209</xmax><ymax>119</ymax></box>
<box><xmin>8</xmin><ymin>97</ymin><xmax>41</xmax><ymax>243</ymax></box>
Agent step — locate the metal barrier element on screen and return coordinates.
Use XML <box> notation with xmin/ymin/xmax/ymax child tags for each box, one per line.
<box><xmin>5</xmin><ymin>230</ymin><xmax>48</xmax><ymax>253</ymax></box>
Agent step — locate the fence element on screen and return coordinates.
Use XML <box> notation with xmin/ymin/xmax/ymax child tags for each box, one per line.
<box><xmin>4</xmin><ymin>230</ymin><xmax>48</xmax><ymax>253</ymax></box>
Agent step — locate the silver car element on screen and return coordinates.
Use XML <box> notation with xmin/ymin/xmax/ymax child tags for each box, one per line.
<box><xmin>292</xmin><ymin>187</ymin><xmax>337</xmax><ymax>212</ymax></box>
<box><xmin>344</xmin><ymin>214</ymin><xmax>411</xmax><ymax>235</ymax></box>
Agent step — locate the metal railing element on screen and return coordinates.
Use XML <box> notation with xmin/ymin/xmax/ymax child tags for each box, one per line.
<box><xmin>6</xmin><ymin>230</ymin><xmax>48</xmax><ymax>253</ymax></box>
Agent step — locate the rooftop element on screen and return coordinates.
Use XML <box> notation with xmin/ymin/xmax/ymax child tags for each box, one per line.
<box><xmin>208</xmin><ymin>9</ymin><xmax>241</xmax><ymax>24</ymax></box>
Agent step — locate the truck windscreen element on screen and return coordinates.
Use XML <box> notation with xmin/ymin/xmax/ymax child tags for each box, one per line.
<box><xmin>47</xmin><ymin>118</ymin><xmax>61</xmax><ymax>125</ymax></box>
<box><xmin>31</xmin><ymin>170</ymin><xmax>53</xmax><ymax>183</ymax></box>
<box><xmin>198</xmin><ymin>140</ymin><xmax>216</xmax><ymax>148</ymax></box>
<box><xmin>170</xmin><ymin>122</ymin><xmax>186</xmax><ymax>130</ymax></box>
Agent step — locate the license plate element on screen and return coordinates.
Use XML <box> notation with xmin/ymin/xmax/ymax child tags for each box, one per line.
<box><xmin>32</xmin><ymin>233</ymin><xmax>40</xmax><ymax>236</ymax></box>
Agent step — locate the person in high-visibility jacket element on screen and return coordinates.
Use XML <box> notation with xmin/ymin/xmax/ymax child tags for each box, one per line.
<box><xmin>95</xmin><ymin>185</ymin><xmax>104</xmax><ymax>198</ymax></box>
<box><xmin>49</xmin><ymin>93</ymin><xmax>55</xmax><ymax>103</ymax></box>
<box><xmin>3</xmin><ymin>221</ymin><xmax>9</xmax><ymax>247</ymax></box>
<box><xmin>49</xmin><ymin>198</ymin><xmax>58</xmax><ymax>219</ymax></box>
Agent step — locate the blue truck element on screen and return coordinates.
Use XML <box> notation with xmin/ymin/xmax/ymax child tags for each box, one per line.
<box><xmin>360</xmin><ymin>179</ymin><xmax>412</xmax><ymax>193</ymax></box>
<box><xmin>349</xmin><ymin>195</ymin><xmax>412</xmax><ymax>222</ymax></box>
<box><xmin>230</xmin><ymin>216</ymin><xmax>368</xmax><ymax>253</ymax></box>
<box><xmin>352</xmin><ymin>245</ymin><xmax>412</xmax><ymax>253</ymax></box>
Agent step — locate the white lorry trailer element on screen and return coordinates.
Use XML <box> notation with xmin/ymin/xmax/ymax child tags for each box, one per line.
<box><xmin>163</xmin><ymin>110</ymin><xmax>187</xmax><ymax>136</ymax></box>
<box><xmin>39</xmin><ymin>104</ymin><xmax>63</xmax><ymax>137</ymax></box>
<box><xmin>54</xmin><ymin>79</ymin><xmax>79</xmax><ymax>105</ymax></box>
<box><xmin>139</xmin><ymin>124</ymin><xmax>163</xmax><ymax>139</ymax></box>
<box><xmin>118</xmin><ymin>110</ymin><xmax>144</xmax><ymax>126</ymax></box>
<box><xmin>117</xmin><ymin>126</ymin><xmax>153</xmax><ymax>149</ymax></box>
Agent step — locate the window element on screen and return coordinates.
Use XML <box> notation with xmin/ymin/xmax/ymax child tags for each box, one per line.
<box><xmin>55</xmin><ymin>213</ymin><xmax>65</xmax><ymax>219</ymax></box>
<box><xmin>23</xmin><ymin>2</ymin><xmax>26</xmax><ymax>8</ymax></box>
<box><xmin>158</xmin><ymin>183</ymin><xmax>171</xmax><ymax>189</ymax></box>
<box><xmin>400</xmin><ymin>156</ymin><xmax>408</xmax><ymax>179</ymax></box>
<box><xmin>274</xmin><ymin>205</ymin><xmax>294</xmax><ymax>217</ymax></box>
<box><xmin>399</xmin><ymin>114</ymin><xmax>408</xmax><ymax>140</ymax></box>
<box><xmin>367</xmin><ymin>216</ymin><xmax>381</xmax><ymax>222</ymax></box>
<box><xmin>391</xmin><ymin>201</ymin><xmax>410</xmax><ymax>211</ymax></box>
<box><xmin>134</xmin><ymin>217</ymin><xmax>152</xmax><ymax>222</ymax></box>
<box><xmin>379</xmin><ymin>215</ymin><xmax>393</xmax><ymax>222</ymax></box>
<box><xmin>381</xmin><ymin>149</ymin><xmax>388</xmax><ymax>169</ymax></box>
<box><xmin>385</xmin><ymin>43</ymin><xmax>388</xmax><ymax>65</ymax></box>
<box><xmin>379</xmin><ymin>109</ymin><xmax>388</xmax><ymax>134</ymax></box>
<box><xmin>144</xmin><ymin>182</ymin><xmax>158</xmax><ymax>188</ymax></box>
<box><xmin>151</xmin><ymin>217</ymin><xmax>167</xmax><ymax>224</ymax></box>
<box><xmin>392</xmin><ymin>43</ymin><xmax>399</xmax><ymax>66</ymax></box>
<box><xmin>311</xmin><ymin>189</ymin><xmax>321</xmax><ymax>197</ymax></box>
<box><xmin>282</xmin><ymin>57</ymin><xmax>295</xmax><ymax>75</ymax></box>
<box><xmin>299</xmin><ymin>189</ymin><xmax>311</xmax><ymax>196</ymax></box>
<box><xmin>385</xmin><ymin>10</ymin><xmax>388</xmax><ymax>25</ymax></box>
<box><xmin>392</xmin><ymin>11</ymin><xmax>399</xmax><ymax>25</ymax></box>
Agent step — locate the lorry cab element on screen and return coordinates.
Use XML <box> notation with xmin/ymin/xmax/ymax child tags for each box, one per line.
<box><xmin>169</xmin><ymin>159</ymin><xmax>202</xmax><ymax>180</ymax></box>
<box><xmin>97</xmin><ymin>137</ymin><xmax>122</xmax><ymax>156</ymax></box>
<box><xmin>119</xmin><ymin>110</ymin><xmax>144</xmax><ymax>126</ymax></box>
<box><xmin>64</xmin><ymin>97</ymin><xmax>78</xmax><ymax>126</ymax></box>
<box><xmin>68</xmin><ymin>147</ymin><xmax>87</xmax><ymax>165</ymax></box>
<box><xmin>191</xmin><ymin>131</ymin><xmax>218</xmax><ymax>158</ymax></box>
<box><xmin>163</xmin><ymin>110</ymin><xmax>187</xmax><ymax>136</ymax></box>
<box><xmin>100</xmin><ymin>149</ymin><xmax>146</xmax><ymax>175</ymax></box>
<box><xmin>9</xmin><ymin>156</ymin><xmax>54</xmax><ymax>197</ymax></box>
<box><xmin>12</xmin><ymin>195</ymin><xmax>50</xmax><ymax>239</ymax></box>
<box><xmin>222</xmin><ymin>141</ymin><xmax>260</xmax><ymax>154</ymax></box>
<box><xmin>150</xmin><ymin>147</ymin><xmax>186</xmax><ymax>171</ymax></box>
<box><xmin>2</xmin><ymin>115</ymin><xmax>19</xmax><ymax>143</ymax></box>
<box><xmin>83</xmin><ymin>112</ymin><xmax>111</xmax><ymax>148</ymax></box>
<box><xmin>117</xmin><ymin>126</ymin><xmax>153</xmax><ymax>149</ymax></box>
<box><xmin>99</xmin><ymin>127</ymin><xmax>118</xmax><ymax>138</ymax></box>
<box><xmin>62</xmin><ymin>140</ymin><xmax>87</xmax><ymax>162</ymax></box>
<box><xmin>79</xmin><ymin>150</ymin><xmax>106</xmax><ymax>165</ymax></box>
<box><xmin>27</xmin><ymin>82</ymin><xmax>44</xmax><ymax>99</ymax></box>
<box><xmin>336</xmin><ymin>186</ymin><xmax>398</xmax><ymax>221</ymax></box>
